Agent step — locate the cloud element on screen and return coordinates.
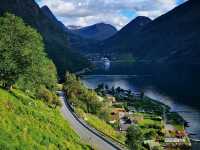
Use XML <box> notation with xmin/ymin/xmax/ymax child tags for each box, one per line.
<box><xmin>36</xmin><ymin>0</ymin><xmax>187</xmax><ymax>29</ymax></box>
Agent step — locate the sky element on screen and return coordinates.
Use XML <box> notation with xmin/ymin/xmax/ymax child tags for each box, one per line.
<box><xmin>35</xmin><ymin>0</ymin><xmax>187</xmax><ymax>30</ymax></box>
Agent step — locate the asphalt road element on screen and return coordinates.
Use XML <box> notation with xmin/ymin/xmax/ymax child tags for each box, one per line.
<box><xmin>58</xmin><ymin>91</ymin><xmax>123</xmax><ymax>150</ymax></box>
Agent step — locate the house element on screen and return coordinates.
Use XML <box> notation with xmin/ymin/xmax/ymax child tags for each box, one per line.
<box><xmin>127</xmin><ymin>106</ymin><xmax>136</xmax><ymax>112</ymax></box>
<box><xmin>109</xmin><ymin>108</ymin><xmax>126</xmax><ymax>124</ymax></box>
<box><xmin>165</xmin><ymin>138</ymin><xmax>185</xmax><ymax>143</ymax></box>
<box><xmin>176</xmin><ymin>131</ymin><xmax>187</xmax><ymax>138</ymax></box>
<box><xmin>106</xmin><ymin>95</ymin><xmax>116</xmax><ymax>103</ymax></box>
<box><xmin>144</xmin><ymin>140</ymin><xmax>161</xmax><ymax>150</ymax></box>
<box><xmin>119</xmin><ymin>116</ymin><xmax>133</xmax><ymax>131</ymax></box>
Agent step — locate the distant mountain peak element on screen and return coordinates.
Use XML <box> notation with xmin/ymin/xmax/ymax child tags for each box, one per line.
<box><xmin>128</xmin><ymin>16</ymin><xmax>152</xmax><ymax>28</ymax></box>
<box><xmin>134</xmin><ymin>16</ymin><xmax>151</xmax><ymax>20</ymax></box>
<box><xmin>102</xmin><ymin>16</ymin><xmax>152</xmax><ymax>46</ymax></box>
<box><xmin>41</xmin><ymin>5</ymin><xmax>49</xmax><ymax>10</ymax></box>
<box><xmin>41</xmin><ymin>5</ymin><xmax>67</xmax><ymax>31</ymax></box>
<box><xmin>41</xmin><ymin>5</ymin><xmax>56</xmax><ymax>21</ymax></box>
<box><xmin>70</xmin><ymin>23</ymin><xmax>117</xmax><ymax>41</ymax></box>
<box><xmin>67</xmin><ymin>25</ymin><xmax>82</xmax><ymax>30</ymax></box>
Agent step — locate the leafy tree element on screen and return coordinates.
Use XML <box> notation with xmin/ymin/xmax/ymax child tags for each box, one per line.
<box><xmin>17</xmin><ymin>58</ymin><xmax>57</xmax><ymax>94</ymax></box>
<box><xmin>140</xmin><ymin>91</ymin><xmax>145</xmax><ymax>99</ymax></box>
<box><xmin>123</xmin><ymin>102</ymin><xmax>128</xmax><ymax>111</ymax></box>
<box><xmin>111</xmin><ymin>86</ymin><xmax>115</xmax><ymax>95</ymax></box>
<box><xmin>126</xmin><ymin>125</ymin><xmax>144</xmax><ymax>150</ymax></box>
<box><xmin>116</xmin><ymin>87</ymin><xmax>121</xmax><ymax>93</ymax></box>
<box><xmin>144</xmin><ymin>129</ymin><xmax>157</xmax><ymax>140</ymax></box>
<box><xmin>64</xmin><ymin>72</ymin><xmax>103</xmax><ymax>114</ymax></box>
<box><xmin>0</xmin><ymin>13</ymin><xmax>32</xmax><ymax>89</ymax></box>
<box><xmin>127</xmin><ymin>90</ymin><xmax>132</xmax><ymax>96</ymax></box>
<box><xmin>105</xmin><ymin>84</ymin><xmax>109</xmax><ymax>90</ymax></box>
<box><xmin>0</xmin><ymin>13</ymin><xmax>57</xmax><ymax>93</ymax></box>
<box><xmin>97</xmin><ymin>83</ymin><xmax>104</xmax><ymax>90</ymax></box>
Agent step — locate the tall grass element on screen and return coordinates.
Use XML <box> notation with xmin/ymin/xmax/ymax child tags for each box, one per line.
<box><xmin>0</xmin><ymin>88</ymin><xmax>91</xmax><ymax>150</ymax></box>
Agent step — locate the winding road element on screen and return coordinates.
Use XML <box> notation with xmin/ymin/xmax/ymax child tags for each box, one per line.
<box><xmin>58</xmin><ymin>91</ymin><xmax>125</xmax><ymax>150</ymax></box>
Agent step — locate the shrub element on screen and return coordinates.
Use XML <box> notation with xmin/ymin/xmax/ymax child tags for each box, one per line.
<box><xmin>52</xmin><ymin>93</ymin><xmax>62</xmax><ymax>107</ymax></box>
<box><xmin>126</xmin><ymin>125</ymin><xmax>144</xmax><ymax>150</ymax></box>
<box><xmin>75</xmin><ymin>108</ymin><xmax>86</xmax><ymax>118</ymax></box>
<box><xmin>37</xmin><ymin>86</ymin><xmax>53</xmax><ymax>104</ymax></box>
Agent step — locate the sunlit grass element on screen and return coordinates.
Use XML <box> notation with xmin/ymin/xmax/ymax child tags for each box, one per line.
<box><xmin>85</xmin><ymin>114</ymin><xmax>126</xmax><ymax>144</ymax></box>
<box><xmin>0</xmin><ymin>88</ymin><xmax>91</xmax><ymax>150</ymax></box>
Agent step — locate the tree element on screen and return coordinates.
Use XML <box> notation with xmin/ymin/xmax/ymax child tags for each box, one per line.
<box><xmin>97</xmin><ymin>83</ymin><xmax>104</xmax><ymax>90</ymax></box>
<box><xmin>105</xmin><ymin>84</ymin><xmax>109</xmax><ymax>90</ymax></box>
<box><xmin>126</xmin><ymin>125</ymin><xmax>144</xmax><ymax>150</ymax></box>
<box><xmin>0</xmin><ymin>13</ymin><xmax>57</xmax><ymax>92</ymax></box>
<box><xmin>111</xmin><ymin>86</ymin><xmax>115</xmax><ymax>95</ymax></box>
<box><xmin>144</xmin><ymin>129</ymin><xmax>157</xmax><ymax>140</ymax></box>
<box><xmin>140</xmin><ymin>91</ymin><xmax>144</xmax><ymax>100</ymax></box>
<box><xmin>116</xmin><ymin>87</ymin><xmax>121</xmax><ymax>93</ymax></box>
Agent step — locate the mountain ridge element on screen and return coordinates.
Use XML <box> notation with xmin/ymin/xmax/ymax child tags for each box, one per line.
<box><xmin>71</xmin><ymin>23</ymin><xmax>117</xmax><ymax>41</ymax></box>
<box><xmin>0</xmin><ymin>0</ymin><xmax>90</xmax><ymax>78</ymax></box>
<box><xmin>101</xmin><ymin>16</ymin><xmax>152</xmax><ymax>53</ymax></box>
<box><xmin>102</xmin><ymin>0</ymin><xmax>200</xmax><ymax>63</ymax></box>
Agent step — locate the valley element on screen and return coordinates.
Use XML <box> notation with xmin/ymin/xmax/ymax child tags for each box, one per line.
<box><xmin>0</xmin><ymin>0</ymin><xmax>200</xmax><ymax>150</ymax></box>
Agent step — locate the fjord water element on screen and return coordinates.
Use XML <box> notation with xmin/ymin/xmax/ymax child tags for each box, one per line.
<box><xmin>81</xmin><ymin>61</ymin><xmax>200</xmax><ymax>149</ymax></box>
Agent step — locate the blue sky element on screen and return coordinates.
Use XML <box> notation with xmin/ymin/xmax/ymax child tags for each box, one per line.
<box><xmin>35</xmin><ymin>0</ymin><xmax>186</xmax><ymax>29</ymax></box>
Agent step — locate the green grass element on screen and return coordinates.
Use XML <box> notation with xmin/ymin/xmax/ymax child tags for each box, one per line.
<box><xmin>0</xmin><ymin>88</ymin><xmax>91</xmax><ymax>150</ymax></box>
<box><xmin>85</xmin><ymin>114</ymin><xmax>126</xmax><ymax>144</ymax></box>
<box><xmin>173</xmin><ymin>124</ymin><xmax>184</xmax><ymax>131</ymax></box>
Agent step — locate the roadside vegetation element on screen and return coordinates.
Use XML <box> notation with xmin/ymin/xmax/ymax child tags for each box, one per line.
<box><xmin>0</xmin><ymin>13</ymin><xmax>59</xmax><ymax>105</ymax></box>
<box><xmin>63</xmin><ymin>72</ymin><xmax>126</xmax><ymax>144</ymax></box>
<box><xmin>0</xmin><ymin>13</ymin><xmax>91</xmax><ymax>149</ymax></box>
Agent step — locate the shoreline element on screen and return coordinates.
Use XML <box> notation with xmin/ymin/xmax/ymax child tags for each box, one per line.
<box><xmin>80</xmin><ymin>75</ymin><xmax>199</xmax><ymax>148</ymax></box>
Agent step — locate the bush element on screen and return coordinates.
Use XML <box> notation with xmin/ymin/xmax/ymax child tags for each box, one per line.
<box><xmin>37</xmin><ymin>86</ymin><xmax>61</xmax><ymax>107</ymax></box>
<box><xmin>52</xmin><ymin>93</ymin><xmax>62</xmax><ymax>107</ymax></box>
<box><xmin>64</xmin><ymin>72</ymin><xmax>103</xmax><ymax>114</ymax></box>
<box><xmin>37</xmin><ymin>87</ymin><xmax>53</xmax><ymax>103</ymax></box>
<box><xmin>126</xmin><ymin>125</ymin><xmax>144</xmax><ymax>150</ymax></box>
<box><xmin>75</xmin><ymin>108</ymin><xmax>86</xmax><ymax>118</ymax></box>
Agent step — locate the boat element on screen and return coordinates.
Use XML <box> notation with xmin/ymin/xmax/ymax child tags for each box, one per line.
<box><xmin>101</xmin><ymin>57</ymin><xmax>111</xmax><ymax>65</ymax></box>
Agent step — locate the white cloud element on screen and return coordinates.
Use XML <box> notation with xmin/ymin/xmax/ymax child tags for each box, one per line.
<box><xmin>36</xmin><ymin>0</ymin><xmax>186</xmax><ymax>29</ymax></box>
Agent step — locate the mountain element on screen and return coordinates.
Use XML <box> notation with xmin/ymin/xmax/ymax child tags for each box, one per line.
<box><xmin>71</xmin><ymin>23</ymin><xmax>117</xmax><ymax>41</ymax></box>
<box><xmin>102</xmin><ymin>0</ymin><xmax>200</xmax><ymax>107</ymax></box>
<box><xmin>101</xmin><ymin>16</ymin><xmax>152</xmax><ymax>52</ymax></box>
<box><xmin>41</xmin><ymin>5</ymin><xmax>67</xmax><ymax>32</ymax></box>
<box><xmin>103</xmin><ymin>0</ymin><xmax>200</xmax><ymax>63</ymax></box>
<box><xmin>40</xmin><ymin>5</ymin><xmax>96</xmax><ymax>54</ymax></box>
<box><xmin>67</xmin><ymin>25</ymin><xmax>82</xmax><ymax>30</ymax></box>
<box><xmin>0</xmin><ymin>0</ymin><xmax>90</xmax><ymax>79</ymax></box>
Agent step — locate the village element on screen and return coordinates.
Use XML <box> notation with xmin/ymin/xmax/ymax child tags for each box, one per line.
<box><xmin>95</xmin><ymin>84</ymin><xmax>192</xmax><ymax>150</ymax></box>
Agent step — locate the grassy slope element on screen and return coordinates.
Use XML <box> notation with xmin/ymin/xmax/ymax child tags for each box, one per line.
<box><xmin>0</xmin><ymin>88</ymin><xmax>91</xmax><ymax>150</ymax></box>
<box><xmin>85</xmin><ymin>114</ymin><xmax>126</xmax><ymax>144</ymax></box>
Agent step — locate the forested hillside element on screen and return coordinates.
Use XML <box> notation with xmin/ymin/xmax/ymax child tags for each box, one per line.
<box><xmin>0</xmin><ymin>13</ymin><xmax>91</xmax><ymax>149</ymax></box>
<box><xmin>0</xmin><ymin>0</ymin><xmax>90</xmax><ymax>78</ymax></box>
